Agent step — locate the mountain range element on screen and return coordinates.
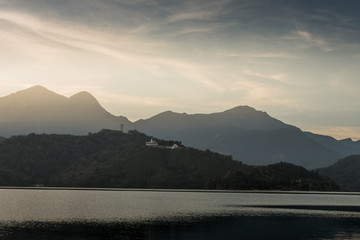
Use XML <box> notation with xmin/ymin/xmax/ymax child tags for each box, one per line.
<box><xmin>1</xmin><ymin>86</ymin><xmax>359</xmax><ymax>169</ymax></box>
<box><xmin>133</xmin><ymin>108</ymin><xmax>348</xmax><ymax>169</ymax></box>
<box><xmin>0</xmin><ymin>86</ymin><xmax>132</xmax><ymax>136</ymax></box>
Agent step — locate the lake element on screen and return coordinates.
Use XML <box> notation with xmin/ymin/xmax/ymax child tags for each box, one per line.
<box><xmin>0</xmin><ymin>188</ymin><xmax>359</xmax><ymax>239</ymax></box>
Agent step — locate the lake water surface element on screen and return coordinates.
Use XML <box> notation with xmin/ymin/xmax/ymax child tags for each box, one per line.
<box><xmin>0</xmin><ymin>188</ymin><xmax>359</xmax><ymax>239</ymax></box>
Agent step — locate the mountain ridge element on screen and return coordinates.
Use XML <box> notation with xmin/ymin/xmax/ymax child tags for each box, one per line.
<box><xmin>0</xmin><ymin>85</ymin><xmax>359</xmax><ymax>169</ymax></box>
<box><xmin>0</xmin><ymin>86</ymin><xmax>132</xmax><ymax>136</ymax></box>
<box><xmin>136</xmin><ymin>105</ymin><xmax>290</xmax><ymax>131</ymax></box>
<box><xmin>133</xmin><ymin>108</ymin><xmax>351</xmax><ymax>169</ymax></box>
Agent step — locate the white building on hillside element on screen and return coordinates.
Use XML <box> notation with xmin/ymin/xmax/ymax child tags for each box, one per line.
<box><xmin>145</xmin><ymin>139</ymin><xmax>158</xmax><ymax>147</ymax></box>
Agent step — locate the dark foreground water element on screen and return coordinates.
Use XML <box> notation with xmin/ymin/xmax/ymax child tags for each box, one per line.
<box><xmin>0</xmin><ymin>188</ymin><xmax>359</xmax><ymax>240</ymax></box>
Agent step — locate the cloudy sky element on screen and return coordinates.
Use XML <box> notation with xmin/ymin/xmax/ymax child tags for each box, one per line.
<box><xmin>0</xmin><ymin>0</ymin><xmax>359</xmax><ymax>140</ymax></box>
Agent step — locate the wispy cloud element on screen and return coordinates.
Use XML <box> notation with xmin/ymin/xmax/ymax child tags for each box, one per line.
<box><xmin>225</xmin><ymin>76</ymin><xmax>296</xmax><ymax>108</ymax></box>
<box><xmin>285</xmin><ymin>30</ymin><xmax>333</xmax><ymax>52</ymax></box>
<box><xmin>169</xmin><ymin>21</ymin><xmax>236</xmax><ymax>36</ymax></box>
<box><xmin>0</xmin><ymin>9</ymin><xmax>225</xmax><ymax>92</ymax></box>
<box><xmin>168</xmin><ymin>11</ymin><xmax>218</xmax><ymax>23</ymax></box>
<box><xmin>243</xmin><ymin>69</ymin><xmax>288</xmax><ymax>83</ymax></box>
<box><xmin>218</xmin><ymin>51</ymin><xmax>299</xmax><ymax>59</ymax></box>
<box><xmin>166</xmin><ymin>0</ymin><xmax>231</xmax><ymax>22</ymax></box>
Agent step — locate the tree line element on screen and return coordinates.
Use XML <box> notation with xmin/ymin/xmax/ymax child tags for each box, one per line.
<box><xmin>0</xmin><ymin>130</ymin><xmax>338</xmax><ymax>191</ymax></box>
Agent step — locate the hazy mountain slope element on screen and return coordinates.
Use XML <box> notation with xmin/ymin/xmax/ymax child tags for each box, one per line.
<box><xmin>318</xmin><ymin>155</ymin><xmax>360</xmax><ymax>191</ymax></box>
<box><xmin>204</xmin><ymin>127</ymin><xmax>341</xmax><ymax>169</ymax></box>
<box><xmin>135</xmin><ymin>106</ymin><xmax>291</xmax><ymax>138</ymax></box>
<box><xmin>0</xmin><ymin>86</ymin><xmax>132</xmax><ymax>136</ymax></box>
<box><xmin>0</xmin><ymin>85</ymin><xmax>68</xmax><ymax>121</ymax></box>
<box><xmin>0</xmin><ymin>136</ymin><xmax>5</xmax><ymax>142</ymax></box>
<box><xmin>134</xmin><ymin>107</ymin><xmax>342</xmax><ymax>169</ymax></box>
<box><xmin>304</xmin><ymin>132</ymin><xmax>360</xmax><ymax>156</ymax></box>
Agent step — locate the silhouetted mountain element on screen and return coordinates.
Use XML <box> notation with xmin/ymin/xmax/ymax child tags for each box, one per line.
<box><xmin>135</xmin><ymin>106</ymin><xmax>292</xmax><ymax>137</ymax></box>
<box><xmin>1</xmin><ymin>86</ymin><xmax>358</xmax><ymax>169</ymax></box>
<box><xmin>318</xmin><ymin>155</ymin><xmax>360</xmax><ymax>191</ymax></box>
<box><xmin>0</xmin><ymin>130</ymin><xmax>338</xmax><ymax>191</ymax></box>
<box><xmin>0</xmin><ymin>136</ymin><xmax>5</xmax><ymax>142</ymax></box>
<box><xmin>0</xmin><ymin>86</ymin><xmax>132</xmax><ymax>136</ymax></box>
<box><xmin>134</xmin><ymin>107</ymin><xmax>344</xmax><ymax>169</ymax></box>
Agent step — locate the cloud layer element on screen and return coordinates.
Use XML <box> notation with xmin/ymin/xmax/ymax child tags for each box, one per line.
<box><xmin>1</xmin><ymin>0</ymin><xmax>360</xmax><ymax>139</ymax></box>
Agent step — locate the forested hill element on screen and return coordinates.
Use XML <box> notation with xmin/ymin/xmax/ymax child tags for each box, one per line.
<box><xmin>318</xmin><ymin>155</ymin><xmax>360</xmax><ymax>191</ymax></box>
<box><xmin>0</xmin><ymin>130</ymin><xmax>337</xmax><ymax>191</ymax></box>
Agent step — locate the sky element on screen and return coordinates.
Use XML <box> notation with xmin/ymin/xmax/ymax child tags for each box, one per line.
<box><xmin>0</xmin><ymin>0</ymin><xmax>360</xmax><ymax>140</ymax></box>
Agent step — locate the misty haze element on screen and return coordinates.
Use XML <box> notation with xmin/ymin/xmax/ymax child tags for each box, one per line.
<box><xmin>1</xmin><ymin>0</ymin><xmax>360</xmax><ymax>239</ymax></box>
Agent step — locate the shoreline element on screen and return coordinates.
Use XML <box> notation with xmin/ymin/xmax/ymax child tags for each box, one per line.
<box><xmin>0</xmin><ymin>186</ymin><xmax>359</xmax><ymax>195</ymax></box>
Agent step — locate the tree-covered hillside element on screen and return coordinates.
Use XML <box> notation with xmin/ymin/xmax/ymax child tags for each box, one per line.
<box><xmin>318</xmin><ymin>155</ymin><xmax>360</xmax><ymax>191</ymax></box>
<box><xmin>0</xmin><ymin>130</ymin><xmax>338</xmax><ymax>191</ymax></box>
<box><xmin>209</xmin><ymin>162</ymin><xmax>337</xmax><ymax>191</ymax></box>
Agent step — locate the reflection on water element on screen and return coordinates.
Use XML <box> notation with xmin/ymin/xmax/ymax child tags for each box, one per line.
<box><xmin>0</xmin><ymin>189</ymin><xmax>359</xmax><ymax>239</ymax></box>
<box><xmin>1</xmin><ymin>216</ymin><xmax>360</xmax><ymax>240</ymax></box>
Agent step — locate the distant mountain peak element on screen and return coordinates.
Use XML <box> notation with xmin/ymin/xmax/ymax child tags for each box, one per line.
<box><xmin>149</xmin><ymin>110</ymin><xmax>182</xmax><ymax>119</ymax></box>
<box><xmin>69</xmin><ymin>91</ymin><xmax>99</xmax><ymax>103</ymax></box>
<box><xmin>67</xmin><ymin>91</ymin><xmax>113</xmax><ymax>118</ymax></box>
<box><xmin>19</xmin><ymin>85</ymin><xmax>61</xmax><ymax>95</ymax></box>
<box><xmin>11</xmin><ymin>85</ymin><xmax>56</xmax><ymax>96</ymax></box>
<box><xmin>70</xmin><ymin>91</ymin><xmax>94</xmax><ymax>98</ymax></box>
<box><xmin>225</xmin><ymin>105</ymin><xmax>257</xmax><ymax>112</ymax></box>
<box><xmin>0</xmin><ymin>86</ymin><xmax>134</xmax><ymax>136</ymax></box>
<box><xmin>27</xmin><ymin>85</ymin><xmax>48</xmax><ymax>91</ymax></box>
<box><xmin>223</xmin><ymin>105</ymin><xmax>267</xmax><ymax>116</ymax></box>
<box><xmin>3</xmin><ymin>85</ymin><xmax>67</xmax><ymax>104</ymax></box>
